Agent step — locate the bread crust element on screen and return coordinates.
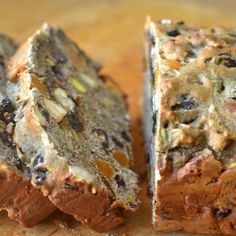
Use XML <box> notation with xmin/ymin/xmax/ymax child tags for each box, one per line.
<box><xmin>144</xmin><ymin>19</ymin><xmax>236</xmax><ymax>235</ymax></box>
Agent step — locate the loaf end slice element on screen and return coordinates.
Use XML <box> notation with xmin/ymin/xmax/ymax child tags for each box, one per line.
<box><xmin>144</xmin><ymin>19</ymin><xmax>236</xmax><ymax>235</ymax></box>
<box><xmin>0</xmin><ymin>33</ymin><xmax>56</xmax><ymax>227</ymax></box>
<box><xmin>8</xmin><ymin>24</ymin><xmax>139</xmax><ymax>232</ymax></box>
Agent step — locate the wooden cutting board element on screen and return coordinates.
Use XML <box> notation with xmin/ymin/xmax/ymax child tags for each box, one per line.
<box><xmin>0</xmin><ymin>0</ymin><xmax>235</xmax><ymax>235</ymax></box>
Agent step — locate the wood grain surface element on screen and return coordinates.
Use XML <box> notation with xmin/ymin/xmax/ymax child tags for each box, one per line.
<box><xmin>0</xmin><ymin>0</ymin><xmax>235</xmax><ymax>235</ymax></box>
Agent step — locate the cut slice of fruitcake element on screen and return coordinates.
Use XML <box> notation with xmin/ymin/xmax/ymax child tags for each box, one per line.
<box><xmin>144</xmin><ymin>18</ymin><xmax>236</xmax><ymax>235</ymax></box>
<box><xmin>0</xmin><ymin>33</ymin><xmax>55</xmax><ymax>227</ymax></box>
<box><xmin>7</xmin><ymin>24</ymin><xmax>139</xmax><ymax>232</ymax></box>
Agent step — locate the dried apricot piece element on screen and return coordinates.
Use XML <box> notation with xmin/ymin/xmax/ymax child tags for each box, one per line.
<box><xmin>31</xmin><ymin>75</ymin><xmax>48</xmax><ymax>95</ymax></box>
<box><xmin>94</xmin><ymin>159</ymin><xmax>114</xmax><ymax>179</ymax></box>
<box><xmin>112</xmin><ymin>150</ymin><xmax>129</xmax><ymax>168</ymax></box>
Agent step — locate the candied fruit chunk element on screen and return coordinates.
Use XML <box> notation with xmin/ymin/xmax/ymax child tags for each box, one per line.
<box><xmin>31</xmin><ymin>75</ymin><xmax>48</xmax><ymax>94</ymax></box>
<box><xmin>112</xmin><ymin>150</ymin><xmax>129</xmax><ymax>167</ymax></box>
<box><xmin>94</xmin><ymin>159</ymin><xmax>114</xmax><ymax>179</ymax></box>
<box><xmin>71</xmin><ymin>79</ymin><xmax>87</xmax><ymax>93</ymax></box>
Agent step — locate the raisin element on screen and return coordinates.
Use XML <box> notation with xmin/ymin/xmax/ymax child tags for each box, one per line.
<box><xmin>172</xmin><ymin>95</ymin><xmax>198</xmax><ymax>111</ymax></box>
<box><xmin>166</xmin><ymin>29</ymin><xmax>181</xmax><ymax>37</ymax></box>
<box><xmin>51</xmin><ymin>63</ymin><xmax>63</xmax><ymax>77</ymax></box>
<box><xmin>64</xmin><ymin>183</ymin><xmax>78</xmax><ymax>191</ymax></box>
<box><xmin>35</xmin><ymin>167</ymin><xmax>48</xmax><ymax>174</ymax></box>
<box><xmin>204</xmin><ymin>57</ymin><xmax>212</xmax><ymax>63</ymax></box>
<box><xmin>35</xmin><ymin>175</ymin><xmax>46</xmax><ymax>186</ymax></box>
<box><xmin>215</xmin><ymin>54</ymin><xmax>236</xmax><ymax>68</ymax></box>
<box><xmin>34</xmin><ymin>167</ymin><xmax>47</xmax><ymax>185</ymax></box>
<box><xmin>13</xmin><ymin>155</ymin><xmax>24</xmax><ymax>172</ymax></box>
<box><xmin>4</xmin><ymin>112</ymin><xmax>15</xmax><ymax>124</ymax></box>
<box><xmin>67</xmin><ymin>111</ymin><xmax>84</xmax><ymax>132</ymax></box>
<box><xmin>114</xmin><ymin>174</ymin><xmax>126</xmax><ymax>188</ymax></box>
<box><xmin>121</xmin><ymin>131</ymin><xmax>131</xmax><ymax>142</ymax></box>
<box><xmin>152</xmin><ymin>111</ymin><xmax>157</xmax><ymax>134</ymax></box>
<box><xmin>91</xmin><ymin>128</ymin><xmax>109</xmax><ymax>149</ymax></box>
<box><xmin>33</xmin><ymin>154</ymin><xmax>44</xmax><ymax>167</ymax></box>
<box><xmin>0</xmin><ymin>98</ymin><xmax>13</xmax><ymax>113</ymax></box>
<box><xmin>111</xmin><ymin>136</ymin><xmax>124</xmax><ymax>149</ymax></box>
<box><xmin>0</xmin><ymin>130</ymin><xmax>15</xmax><ymax>148</ymax></box>
<box><xmin>214</xmin><ymin>208</ymin><xmax>231</xmax><ymax>218</ymax></box>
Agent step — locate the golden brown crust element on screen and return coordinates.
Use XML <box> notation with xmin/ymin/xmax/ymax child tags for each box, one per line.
<box><xmin>49</xmin><ymin>178</ymin><xmax>125</xmax><ymax>232</ymax></box>
<box><xmin>154</xmin><ymin>153</ymin><xmax>236</xmax><ymax>235</ymax></box>
<box><xmin>0</xmin><ymin>164</ymin><xmax>55</xmax><ymax>227</ymax></box>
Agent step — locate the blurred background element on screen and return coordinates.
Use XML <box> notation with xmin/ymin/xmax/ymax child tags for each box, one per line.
<box><xmin>0</xmin><ymin>0</ymin><xmax>235</xmax><ymax>235</ymax></box>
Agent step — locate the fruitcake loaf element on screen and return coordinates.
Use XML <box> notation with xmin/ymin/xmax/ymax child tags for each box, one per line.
<box><xmin>0</xmin><ymin>34</ymin><xmax>55</xmax><ymax>227</ymax></box>
<box><xmin>7</xmin><ymin>24</ymin><xmax>139</xmax><ymax>232</ymax></box>
<box><xmin>144</xmin><ymin>18</ymin><xmax>236</xmax><ymax>235</ymax></box>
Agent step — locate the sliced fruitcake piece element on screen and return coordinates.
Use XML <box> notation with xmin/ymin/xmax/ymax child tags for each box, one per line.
<box><xmin>7</xmin><ymin>24</ymin><xmax>139</xmax><ymax>232</ymax></box>
<box><xmin>144</xmin><ymin>18</ymin><xmax>236</xmax><ymax>235</ymax></box>
<box><xmin>0</xmin><ymin>33</ymin><xmax>55</xmax><ymax>227</ymax></box>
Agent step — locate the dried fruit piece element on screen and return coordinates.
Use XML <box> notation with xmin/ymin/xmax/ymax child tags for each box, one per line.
<box><xmin>91</xmin><ymin>128</ymin><xmax>109</xmax><ymax>148</ymax></box>
<box><xmin>127</xmin><ymin>192</ymin><xmax>136</xmax><ymax>202</ymax></box>
<box><xmin>172</xmin><ymin>95</ymin><xmax>198</xmax><ymax>110</ymax></box>
<box><xmin>67</xmin><ymin>111</ymin><xmax>84</xmax><ymax>132</ymax></box>
<box><xmin>43</xmin><ymin>98</ymin><xmax>67</xmax><ymax>123</ymax></box>
<box><xmin>34</xmin><ymin>167</ymin><xmax>48</xmax><ymax>186</ymax></box>
<box><xmin>114</xmin><ymin>174</ymin><xmax>126</xmax><ymax>188</ymax></box>
<box><xmin>112</xmin><ymin>136</ymin><xmax>124</xmax><ymax>149</ymax></box>
<box><xmin>121</xmin><ymin>130</ymin><xmax>131</xmax><ymax>142</ymax></box>
<box><xmin>31</xmin><ymin>75</ymin><xmax>48</xmax><ymax>94</ymax></box>
<box><xmin>164</xmin><ymin>59</ymin><xmax>181</xmax><ymax>69</ymax></box>
<box><xmin>94</xmin><ymin>159</ymin><xmax>114</xmax><ymax>179</ymax></box>
<box><xmin>71</xmin><ymin>79</ymin><xmax>86</xmax><ymax>93</ymax></box>
<box><xmin>166</xmin><ymin>29</ymin><xmax>181</xmax><ymax>37</ymax></box>
<box><xmin>0</xmin><ymin>98</ymin><xmax>13</xmax><ymax>120</ymax></box>
<box><xmin>33</xmin><ymin>154</ymin><xmax>44</xmax><ymax>167</ymax></box>
<box><xmin>215</xmin><ymin>54</ymin><xmax>236</xmax><ymax>68</ymax></box>
<box><xmin>35</xmin><ymin>175</ymin><xmax>46</xmax><ymax>186</ymax></box>
<box><xmin>112</xmin><ymin>150</ymin><xmax>129</xmax><ymax>167</ymax></box>
<box><xmin>214</xmin><ymin>208</ymin><xmax>232</xmax><ymax>218</ymax></box>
